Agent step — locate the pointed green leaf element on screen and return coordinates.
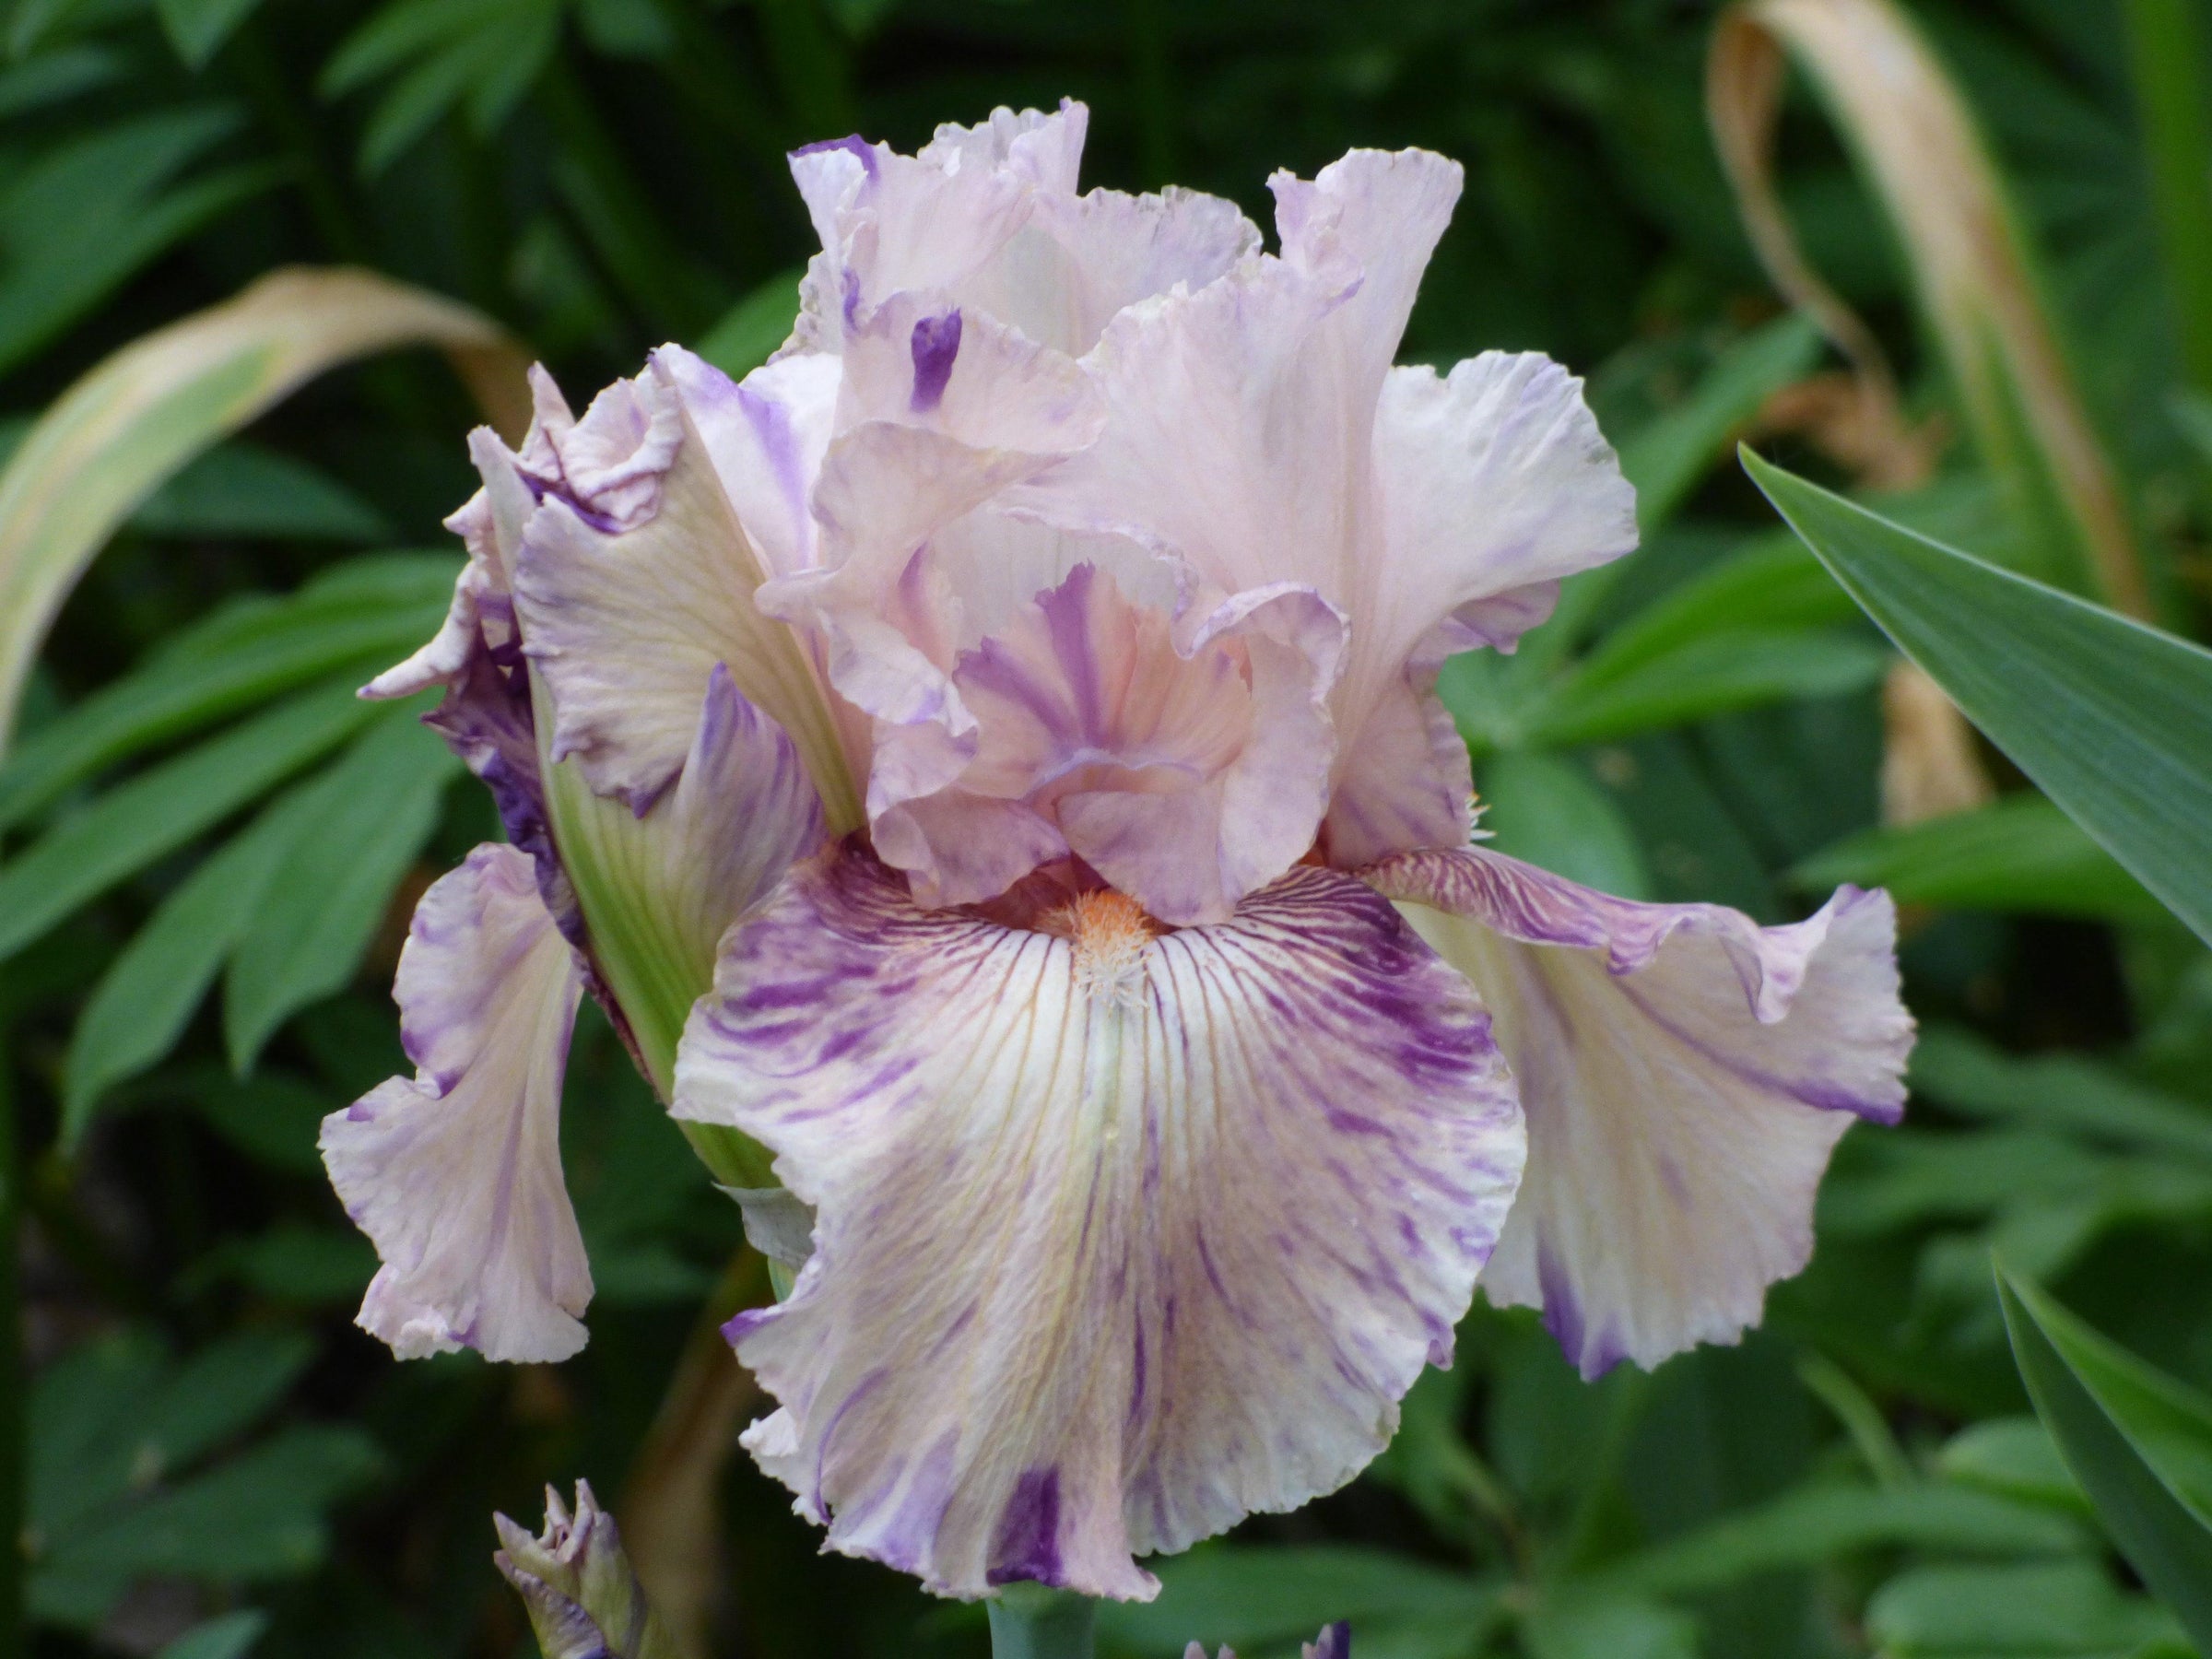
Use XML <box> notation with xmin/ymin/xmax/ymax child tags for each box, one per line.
<box><xmin>1867</xmin><ymin>1560</ymin><xmax>2181</xmax><ymax>1657</ymax></box>
<box><xmin>132</xmin><ymin>441</ymin><xmax>392</xmax><ymax>541</ymax></box>
<box><xmin>1527</xmin><ymin>627</ymin><xmax>1887</xmax><ymax>748</ymax></box>
<box><xmin>155</xmin><ymin>0</ymin><xmax>268</xmax><ymax>69</ymax></box>
<box><xmin>0</xmin><ymin>588</ymin><xmax>447</xmax><ymax>834</ymax></box>
<box><xmin>1746</xmin><ymin>450</ymin><xmax>2212</xmax><ymax>945</ymax></box>
<box><xmin>1997</xmin><ymin>1268</ymin><xmax>2212</xmax><ymax>1647</ymax></box>
<box><xmin>222</xmin><ymin>707</ymin><xmax>458</xmax><ymax>1069</ymax></box>
<box><xmin>697</xmin><ymin>267</ymin><xmax>806</xmax><ymax>381</ymax></box>
<box><xmin>0</xmin><ymin>677</ymin><xmax>385</xmax><ymax>963</ymax></box>
<box><xmin>60</xmin><ymin>766</ymin><xmax>355</xmax><ymax>1145</ymax></box>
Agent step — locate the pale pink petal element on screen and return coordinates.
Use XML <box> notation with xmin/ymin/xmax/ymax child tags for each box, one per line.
<box><xmin>653</xmin><ymin>663</ymin><xmax>827</xmax><ymax>981</ymax></box>
<box><xmin>878</xmin><ymin>562</ymin><xmax>1341</xmax><ymax>920</ymax></box>
<box><xmin>1270</xmin><ymin>149</ymin><xmax>1463</xmax><ymax>397</ymax></box>
<box><xmin>1367</xmin><ymin>354</ymin><xmax>1637</xmax><ymax>667</ymax></box>
<box><xmin>756</xmin><ymin>300</ymin><xmax>1103</xmax><ymax>841</ymax></box>
<box><xmin>1013</xmin><ymin>149</ymin><xmax>1641</xmax><ymax>867</ymax></box>
<box><xmin>673</xmin><ymin>850</ymin><xmax>1523</xmax><ymax>1600</ymax></box>
<box><xmin>787</xmin><ymin>132</ymin><xmax>1035</xmax><ymax>349</ymax></box>
<box><xmin>322</xmin><ymin>844</ymin><xmax>590</xmax><ymax>1363</ymax></box>
<box><xmin>967</xmin><ymin>184</ymin><xmax>1260</xmax><ymax>358</ymax></box>
<box><xmin>512</xmin><ymin>359</ymin><xmax>854</xmax><ymax>825</ymax></box>
<box><xmin>1321</xmin><ymin>672</ymin><xmax>1471</xmax><ymax>871</ymax></box>
<box><xmin>361</xmin><ymin>424</ymin><xmax>538</xmax><ymax>701</ymax></box>
<box><xmin>1368</xmin><ymin>847</ymin><xmax>1912</xmax><ymax>1378</ymax></box>
<box><xmin>916</xmin><ymin>100</ymin><xmax>1088</xmax><ymax>193</ymax></box>
<box><xmin>657</xmin><ymin>344</ymin><xmax>841</xmax><ymax>582</ymax></box>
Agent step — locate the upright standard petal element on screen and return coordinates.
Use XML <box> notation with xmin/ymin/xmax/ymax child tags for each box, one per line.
<box><xmin>1325</xmin><ymin>354</ymin><xmax>1637</xmax><ymax>865</ymax></box>
<box><xmin>1368</xmin><ymin>848</ymin><xmax>1912</xmax><ymax>1379</ymax></box>
<box><xmin>322</xmin><ymin>843</ymin><xmax>591</xmax><ymax>1363</ymax></box>
<box><xmin>877</xmin><ymin>561</ymin><xmax>1344</xmax><ymax>923</ymax></box>
<box><xmin>512</xmin><ymin>355</ymin><xmax>857</xmax><ymax>829</ymax></box>
<box><xmin>675</xmin><ymin>848</ymin><xmax>1523</xmax><ymax>1600</ymax></box>
<box><xmin>1018</xmin><ymin>149</ymin><xmax>1640</xmax><ymax>868</ymax></box>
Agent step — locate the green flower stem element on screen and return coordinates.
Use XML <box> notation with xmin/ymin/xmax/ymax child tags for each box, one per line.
<box><xmin>987</xmin><ymin>1586</ymin><xmax>1097</xmax><ymax>1659</ymax></box>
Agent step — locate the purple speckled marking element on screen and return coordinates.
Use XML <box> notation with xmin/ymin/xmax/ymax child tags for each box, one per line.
<box><xmin>985</xmin><ymin>1466</ymin><xmax>1064</xmax><ymax>1586</ymax></box>
<box><xmin>909</xmin><ymin>312</ymin><xmax>962</xmax><ymax>412</ymax></box>
<box><xmin>692</xmin><ymin>845</ymin><xmax>1527</xmax><ymax>1596</ymax></box>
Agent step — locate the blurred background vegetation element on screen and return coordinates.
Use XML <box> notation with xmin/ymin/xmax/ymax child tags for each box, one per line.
<box><xmin>6</xmin><ymin>0</ymin><xmax>2212</xmax><ymax>1655</ymax></box>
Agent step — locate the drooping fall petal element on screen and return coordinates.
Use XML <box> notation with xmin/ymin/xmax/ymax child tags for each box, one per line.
<box><xmin>322</xmin><ymin>843</ymin><xmax>590</xmax><ymax>1362</ymax></box>
<box><xmin>1368</xmin><ymin>846</ymin><xmax>1912</xmax><ymax>1378</ymax></box>
<box><xmin>673</xmin><ymin>847</ymin><xmax>1523</xmax><ymax>1599</ymax></box>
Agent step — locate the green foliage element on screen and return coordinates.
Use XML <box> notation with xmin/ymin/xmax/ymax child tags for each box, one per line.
<box><xmin>1747</xmin><ymin>453</ymin><xmax>2212</xmax><ymax>946</ymax></box>
<box><xmin>1999</xmin><ymin>1271</ymin><xmax>2212</xmax><ymax>1649</ymax></box>
<box><xmin>5</xmin><ymin>0</ymin><xmax>2212</xmax><ymax>1656</ymax></box>
<box><xmin>27</xmin><ymin>1328</ymin><xmax>380</xmax><ymax>1630</ymax></box>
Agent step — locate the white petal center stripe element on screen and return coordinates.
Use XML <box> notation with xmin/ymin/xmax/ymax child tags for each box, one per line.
<box><xmin>322</xmin><ymin>843</ymin><xmax>592</xmax><ymax>1363</ymax></box>
<box><xmin>673</xmin><ymin>849</ymin><xmax>1524</xmax><ymax>1600</ymax></box>
<box><xmin>1368</xmin><ymin>847</ymin><xmax>1912</xmax><ymax>1380</ymax></box>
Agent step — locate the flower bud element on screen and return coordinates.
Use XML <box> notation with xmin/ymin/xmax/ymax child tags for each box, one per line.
<box><xmin>494</xmin><ymin>1480</ymin><xmax>678</xmax><ymax>1659</ymax></box>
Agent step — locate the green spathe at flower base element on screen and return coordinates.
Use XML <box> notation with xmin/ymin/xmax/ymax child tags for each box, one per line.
<box><xmin>494</xmin><ymin>1481</ymin><xmax>678</xmax><ymax>1659</ymax></box>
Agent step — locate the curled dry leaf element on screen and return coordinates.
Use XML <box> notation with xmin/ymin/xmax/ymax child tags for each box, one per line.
<box><xmin>1710</xmin><ymin>0</ymin><xmax>2147</xmax><ymax>616</ymax></box>
<box><xmin>0</xmin><ymin>265</ymin><xmax>530</xmax><ymax>754</ymax></box>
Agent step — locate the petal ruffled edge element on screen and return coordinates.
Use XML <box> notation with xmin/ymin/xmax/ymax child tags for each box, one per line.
<box><xmin>1369</xmin><ymin>847</ymin><xmax>1912</xmax><ymax>1378</ymax></box>
<box><xmin>675</xmin><ymin>847</ymin><xmax>1524</xmax><ymax>1599</ymax></box>
<box><xmin>322</xmin><ymin>843</ymin><xmax>591</xmax><ymax>1363</ymax></box>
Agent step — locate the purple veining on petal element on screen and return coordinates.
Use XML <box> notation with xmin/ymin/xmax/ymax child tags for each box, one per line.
<box><xmin>986</xmin><ymin>1466</ymin><xmax>1065</xmax><ymax>1587</ymax></box>
<box><xmin>422</xmin><ymin>626</ymin><xmax>583</xmax><ymax>948</ymax></box>
<box><xmin>1372</xmin><ymin>842</ymin><xmax>1909</xmax><ymax>1378</ymax></box>
<box><xmin>1618</xmin><ymin>974</ymin><xmax>1904</xmax><ymax>1124</ymax></box>
<box><xmin>677</xmin><ymin>844</ymin><xmax>1526</xmax><ymax>1598</ymax></box>
<box><xmin>909</xmin><ymin>312</ymin><xmax>963</xmax><ymax>413</ymax></box>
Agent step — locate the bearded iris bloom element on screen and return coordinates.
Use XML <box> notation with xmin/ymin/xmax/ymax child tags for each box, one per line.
<box><xmin>323</xmin><ymin>101</ymin><xmax>1912</xmax><ymax>1602</ymax></box>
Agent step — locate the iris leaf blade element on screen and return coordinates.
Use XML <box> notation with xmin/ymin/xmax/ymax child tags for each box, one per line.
<box><xmin>1745</xmin><ymin>450</ymin><xmax>2212</xmax><ymax>945</ymax></box>
<box><xmin>59</xmin><ymin>766</ymin><xmax>349</xmax><ymax>1145</ymax></box>
<box><xmin>1996</xmin><ymin>1268</ymin><xmax>2212</xmax><ymax>1647</ymax></box>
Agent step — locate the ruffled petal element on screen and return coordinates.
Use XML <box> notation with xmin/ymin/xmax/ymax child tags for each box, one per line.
<box><xmin>788</xmin><ymin>119</ymin><xmax>1042</xmax><ymax>348</ymax></box>
<box><xmin>972</xmin><ymin>184</ymin><xmax>1260</xmax><ymax>358</ymax></box>
<box><xmin>322</xmin><ymin>843</ymin><xmax>590</xmax><ymax>1362</ymax></box>
<box><xmin>877</xmin><ymin>562</ymin><xmax>1344</xmax><ymax>921</ymax></box>
<box><xmin>1368</xmin><ymin>354</ymin><xmax>1637</xmax><ymax>664</ymax></box>
<box><xmin>362</xmin><ymin>423</ymin><xmax>538</xmax><ymax>703</ymax></box>
<box><xmin>640</xmin><ymin>662</ymin><xmax>827</xmax><ymax>991</ymax></box>
<box><xmin>674</xmin><ymin>848</ymin><xmax>1523</xmax><ymax>1600</ymax></box>
<box><xmin>1367</xmin><ymin>847</ymin><xmax>1912</xmax><ymax>1379</ymax></box>
<box><xmin>758</xmin><ymin>299</ymin><xmax>1104</xmax><ymax>841</ymax></box>
<box><xmin>511</xmin><ymin>357</ymin><xmax>856</xmax><ymax>827</ymax></box>
<box><xmin>658</xmin><ymin>344</ymin><xmax>841</xmax><ymax>582</ymax></box>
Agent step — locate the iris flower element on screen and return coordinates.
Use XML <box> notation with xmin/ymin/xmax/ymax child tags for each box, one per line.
<box><xmin>324</xmin><ymin>101</ymin><xmax>1912</xmax><ymax>1603</ymax></box>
